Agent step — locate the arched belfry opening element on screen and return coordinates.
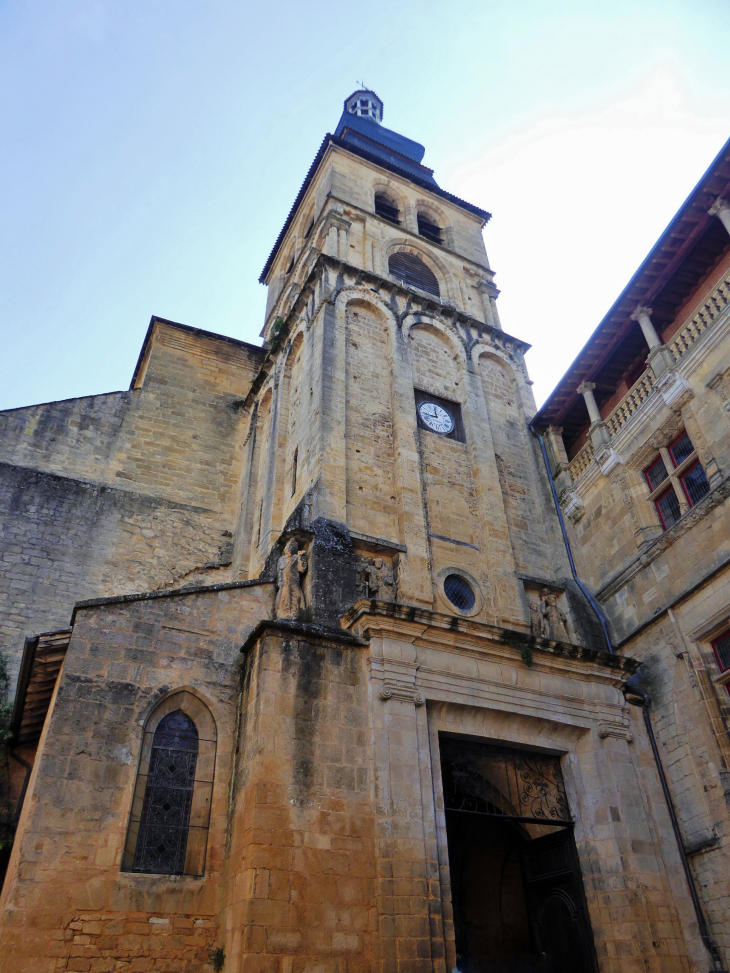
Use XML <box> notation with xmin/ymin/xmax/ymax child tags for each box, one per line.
<box><xmin>388</xmin><ymin>251</ymin><xmax>440</xmax><ymax>297</ymax></box>
<box><xmin>439</xmin><ymin>736</ymin><xmax>597</xmax><ymax>973</ymax></box>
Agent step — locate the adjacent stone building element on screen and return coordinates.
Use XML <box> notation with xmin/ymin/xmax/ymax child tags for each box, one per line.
<box><xmin>0</xmin><ymin>90</ymin><xmax>728</xmax><ymax>972</ymax></box>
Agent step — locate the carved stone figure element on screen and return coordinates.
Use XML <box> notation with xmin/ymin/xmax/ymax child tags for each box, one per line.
<box><xmin>358</xmin><ymin>556</ymin><xmax>395</xmax><ymax>601</ymax></box>
<box><xmin>276</xmin><ymin>539</ymin><xmax>307</xmax><ymax>619</ymax></box>
<box><xmin>529</xmin><ymin>600</ymin><xmax>546</xmax><ymax>637</ymax></box>
<box><xmin>541</xmin><ymin>589</ymin><xmax>571</xmax><ymax>643</ymax></box>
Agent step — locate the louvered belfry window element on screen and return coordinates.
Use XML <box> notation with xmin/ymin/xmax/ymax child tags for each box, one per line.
<box><xmin>388</xmin><ymin>252</ymin><xmax>440</xmax><ymax>298</ymax></box>
<box><xmin>374</xmin><ymin>194</ymin><xmax>400</xmax><ymax>224</ymax></box>
<box><xmin>132</xmin><ymin>710</ymin><xmax>199</xmax><ymax>874</ymax></box>
<box><xmin>417</xmin><ymin>213</ymin><xmax>443</xmax><ymax>244</ymax></box>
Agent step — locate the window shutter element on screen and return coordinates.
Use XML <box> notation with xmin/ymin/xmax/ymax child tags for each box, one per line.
<box><xmin>388</xmin><ymin>252</ymin><xmax>440</xmax><ymax>297</ymax></box>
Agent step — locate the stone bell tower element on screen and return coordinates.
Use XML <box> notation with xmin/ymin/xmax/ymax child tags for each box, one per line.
<box><xmin>233</xmin><ymin>87</ymin><xmax>573</xmax><ymax>639</ymax></box>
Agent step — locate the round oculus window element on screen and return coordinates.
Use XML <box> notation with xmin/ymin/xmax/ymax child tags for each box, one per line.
<box><xmin>418</xmin><ymin>401</ymin><xmax>454</xmax><ymax>434</ymax></box>
<box><xmin>443</xmin><ymin>574</ymin><xmax>476</xmax><ymax>612</ymax></box>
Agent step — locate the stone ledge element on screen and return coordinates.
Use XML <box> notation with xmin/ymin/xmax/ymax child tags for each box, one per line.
<box><xmin>341</xmin><ymin>598</ymin><xmax>639</xmax><ymax>674</ymax></box>
<box><xmin>240</xmin><ymin>617</ymin><xmax>368</xmax><ymax>654</ymax></box>
<box><xmin>71</xmin><ymin>577</ymin><xmax>275</xmax><ymax>623</ymax></box>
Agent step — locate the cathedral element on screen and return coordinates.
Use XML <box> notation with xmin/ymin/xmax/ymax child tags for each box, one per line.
<box><xmin>0</xmin><ymin>89</ymin><xmax>729</xmax><ymax>973</ymax></box>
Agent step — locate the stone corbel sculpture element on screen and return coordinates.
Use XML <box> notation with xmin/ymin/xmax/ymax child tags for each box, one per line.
<box><xmin>529</xmin><ymin>599</ymin><xmax>546</xmax><ymax>638</ymax></box>
<box><xmin>276</xmin><ymin>539</ymin><xmax>308</xmax><ymax>619</ymax></box>
<box><xmin>529</xmin><ymin>590</ymin><xmax>575</xmax><ymax>644</ymax></box>
<box><xmin>541</xmin><ymin>589</ymin><xmax>572</xmax><ymax>643</ymax></box>
<box><xmin>358</xmin><ymin>557</ymin><xmax>395</xmax><ymax>602</ymax></box>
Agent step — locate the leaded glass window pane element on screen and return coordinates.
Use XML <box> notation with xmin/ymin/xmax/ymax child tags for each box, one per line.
<box><xmin>713</xmin><ymin>632</ymin><xmax>730</xmax><ymax>671</ymax></box>
<box><xmin>645</xmin><ymin>456</ymin><xmax>668</xmax><ymax>492</ymax></box>
<box><xmin>681</xmin><ymin>462</ymin><xmax>710</xmax><ymax>506</ymax></box>
<box><xmin>655</xmin><ymin>488</ymin><xmax>681</xmax><ymax>529</ymax></box>
<box><xmin>132</xmin><ymin>710</ymin><xmax>198</xmax><ymax>875</ymax></box>
<box><xmin>669</xmin><ymin>431</ymin><xmax>694</xmax><ymax>467</ymax></box>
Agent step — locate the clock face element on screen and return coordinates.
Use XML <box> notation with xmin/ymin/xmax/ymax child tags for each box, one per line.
<box><xmin>418</xmin><ymin>401</ymin><xmax>454</xmax><ymax>434</ymax></box>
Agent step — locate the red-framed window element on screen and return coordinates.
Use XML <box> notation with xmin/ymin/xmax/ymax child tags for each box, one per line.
<box><xmin>668</xmin><ymin>430</ymin><xmax>695</xmax><ymax>466</ymax></box>
<box><xmin>644</xmin><ymin>430</ymin><xmax>710</xmax><ymax>531</ymax></box>
<box><xmin>645</xmin><ymin>456</ymin><xmax>669</xmax><ymax>492</ymax></box>
<box><xmin>655</xmin><ymin>488</ymin><xmax>681</xmax><ymax>530</ymax></box>
<box><xmin>678</xmin><ymin>461</ymin><xmax>710</xmax><ymax>506</ymax></box>
<box><xmin>711</xmin><ymin>629</ymin><xmax>730</xmax><ymax>697</ymax></box>
<box><xmin>712</xmin><ymin>630</ymin><xmax>730</xmax><ymax>672</ymax></box>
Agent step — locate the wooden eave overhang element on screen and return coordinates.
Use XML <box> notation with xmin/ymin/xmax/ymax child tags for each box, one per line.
<box><xmin>533</xmin><ymin>136</ymin><xmax>730</xmax><ymax>449</ymax></box>
<box><xmin>10</xmin><ymin>630</ymin><xmax>71</xmax><ymax>747</ymax></box>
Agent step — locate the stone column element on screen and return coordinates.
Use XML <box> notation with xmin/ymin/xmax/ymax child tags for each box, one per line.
<box><xmin>630</xmin><ymin>305</ymin><xmax>674</xmax><ymax>376</ymax></box>
<box><xmin>577</xmin><ymin>380</ymin><xmax>611</xmax><ymax>449</ymax></box>
<box><xmin>709</xmin><ymin>196</ymin><xmax>730</xmax><ymax>237</ymax></box>
<box><xmin>577</xmin><ymin>381</ymin><xmax>601</xmax><ymax>424</ymax></box>
<box><xmin>477</xmin><ymin>280</ymin><xmax>502</xmax><ymax>331</ymax></box>
<box><xmin>545</xmin><ymin>425</ymin><xmax>574</xmax><ymax>496</ymax></box>
<box><xmin>389</xmin><ymin>319</ymin><xmax>437</xmax><ymax>608</ymax></box>
<box><xmin>630</xmin><ymin>305</ymin><xmax>661</xmax><ymax>349</ymax></box>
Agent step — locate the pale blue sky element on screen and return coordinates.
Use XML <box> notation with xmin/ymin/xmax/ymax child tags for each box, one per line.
<box><xmin>1</xmin><ymin>0</ymin><xmax>729</xmax><ymax>411</ymax></box>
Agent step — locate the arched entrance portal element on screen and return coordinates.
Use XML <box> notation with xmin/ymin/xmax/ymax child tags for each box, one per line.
<box><xmin>440</xmin><ymin>737</ymin><xmax>597</xmax><ymax>973</ymax></box>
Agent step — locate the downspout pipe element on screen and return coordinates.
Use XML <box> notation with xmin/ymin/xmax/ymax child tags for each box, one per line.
<box><xmin>530</xmin><ymin>425</ymin><xmax>614</xmax><ymax>653</ymax></box>
<box><xmin>635</xmin><ymin>689</ymin><xmax>726</xmax><ymax>972</ymax></box>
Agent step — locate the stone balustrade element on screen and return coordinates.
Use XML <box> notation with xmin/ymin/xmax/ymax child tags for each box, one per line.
<box><xmin>605</xmin><ymin>367</ymin><xmax>656</xmax><ymax>437</ymax></box>
<box><xmin>568</xmin><ymin>440</ymin><xmax>594</xmax><ymax>481</ymax></box>
<box><xmin>668</xmin><ymin>274</ymin><xmax>730</xmax><ymax>361</ymax></box>
<box><xmin>566</xmin><ymin>274</ymin><xmax>730</xmax><ymax>483</ymax></box>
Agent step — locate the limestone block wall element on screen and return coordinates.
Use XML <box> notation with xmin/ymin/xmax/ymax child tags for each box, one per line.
<box><xmin>0</xmin><ymin>321</ymin><xmax>264</xmax><ymax>514</ymax></box>
<box><xmin>0</xmin><ymin>581</ymin><xmax>273</xmax><ymax>973</ymax></box>
<box><xmin>0</xmin><ymin>463</ymin><xmax>234</xmax><ymax>687</ymax></box>
<box><xmin>224</xmin><ymin>627</ymin><xmax>379</xmax><ymax>972</ymax></box>
<box><xmin>0</xmin><ymin>320</ymin><xmax>266</xmax><ymax>688</ymax></box>
<box><xmin>621</xmin><ymin>586</ymin><xmax>730</xmax><ymax>964</ymax></box>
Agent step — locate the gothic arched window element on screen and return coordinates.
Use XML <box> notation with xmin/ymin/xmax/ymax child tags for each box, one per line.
<box><xmin>133</xmin><ymin>711</ymin><xmax>198</xmax><ymax>874</ymax></box>
<box><xmin>123</xmin><ymin>692</ymin><xmax>217</xmax><ymax>876</ymax></box>
<box><xmin>388</xmin><ymin>252</ymin><xmax>440</xmax><ymax>298</ymax></box>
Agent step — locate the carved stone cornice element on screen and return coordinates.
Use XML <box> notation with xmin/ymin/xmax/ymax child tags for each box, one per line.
<box><xmin>341</xmin><ymin>599</ymin><xmax>639</xmax><ymax>683</ymax></box>
<box><xmin>367</xmin><ymin>657</ymin><xmax>426</xmax><ymax>706</ymax></box>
